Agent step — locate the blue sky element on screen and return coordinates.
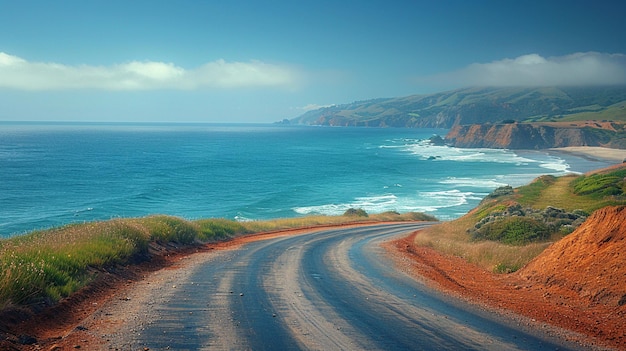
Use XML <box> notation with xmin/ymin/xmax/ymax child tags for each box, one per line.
<box><xmin>1</xmin><ymin>0</ymin><xmax>625</xmax><ymax>122</ymax></box>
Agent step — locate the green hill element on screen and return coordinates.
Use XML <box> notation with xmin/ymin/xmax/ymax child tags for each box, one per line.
<box><xmin>414</xmin><ymin>164</ymin><xmax>626</xmax><ymax>273</ymax></box>
<box><xmin>290</xmin><ymin>86</ymin><xmax>626</xmax><ymax>128</ymax></box>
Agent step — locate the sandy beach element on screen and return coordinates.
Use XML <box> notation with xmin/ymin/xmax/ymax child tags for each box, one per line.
<box><xmin>551</xmin><ymin>146</ymin><xmax>626</xmax><ymax>163</ymax></box>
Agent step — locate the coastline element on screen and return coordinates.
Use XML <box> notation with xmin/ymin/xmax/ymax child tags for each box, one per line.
<box><xmin>516</xmin><ymin>146</ymin><xmax>623</xmax><ymax>176</ymax></box>
<box><xmin>5</xmin><ymin>154</ymin><xmax>625</xmax><ymax>349</ymax></box>
<box><xmin>550</xmin><ymin>146</ymin><xmax>626</xmax><ymax>164</ymax></box>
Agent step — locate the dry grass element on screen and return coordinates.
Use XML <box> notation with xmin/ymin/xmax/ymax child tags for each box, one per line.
<box><xmin>0</xmin><ymin>211</ymin><xmax>434</xmax><ymax>310</ymax></box>
<box><xmin>414</xmin><ymin>219</ymin><xmax>551</xmax><ymax>273</ymax></box>
<box><xmin>414</xmin><ymin>166</ymin><xmax>626</xmax><ymax>273</ymax></box>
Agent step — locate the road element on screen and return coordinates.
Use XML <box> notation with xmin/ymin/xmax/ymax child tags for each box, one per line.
<box><xmin>111</xmin><ymin>223</ymin><xmax>582</xmax><ymax>350</ymax></box>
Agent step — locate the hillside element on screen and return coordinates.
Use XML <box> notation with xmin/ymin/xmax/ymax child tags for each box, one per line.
<box><xmin>519</xmin><ymin>205</ymin><xmax>626</xmax><ymax>307</ymax></box>
<box><xmin>409</xmin><ymin>164</ymin><xmax>626</xmax><ymax>348</ymax></box>
<box><xmin>289</xmin><ymin>86</ymin><xmax>626</xmax><ymax>129</ymax></box>
<box><xmin>414</xmin><ymin>164</ymin><xmax>626</xmax><ymax>272</ymax></box>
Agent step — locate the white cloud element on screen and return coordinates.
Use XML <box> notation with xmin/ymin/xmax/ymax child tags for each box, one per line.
<box><xmin>428</xmin><ymin>52</ymin><xmax>626</xmax><ymax>87</ymax></box>
<box><xmin>0</xmin><ymin>52</ymin><xmax>301</xmax><ymax>91</ymax></box>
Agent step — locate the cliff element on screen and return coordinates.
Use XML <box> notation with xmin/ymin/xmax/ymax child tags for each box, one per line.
<box><xmin>518</xmin><ymin>206</ymin><xmax>626</xmax><ymax>307</ymax></box>
<box><xmin>445</xmin><ymin>121</ymin><xmax>626</xmax><ymax>149</ymax></box>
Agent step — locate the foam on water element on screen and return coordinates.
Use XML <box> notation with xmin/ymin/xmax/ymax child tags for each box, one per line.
<box><xmin>293</xmin><ymin>194</ymin><xmax>399</xmax><ymax>216</ymax></box>
<box><xmin>538</xmin><ymin>156</ymin><xmax>571</xmax><ymax>173</ymax></box>
<box><xmin>391</xmin><ymin>139</ymin><xmax>526</xmax><ymax>163</ymax></box>
<box><xmin>0</xmin><ymin>124</ymin><xmax>613</xmax><ymax>237</ymax></box>
<box><xmin>292</xmin><ymin>190</ymin><xmax>485</xmax><ymax>218</ymax></box>
<box><xmin>439</xmin><ymin>177</ymin><xmax>509</xmax><ymax>189</ymax></box>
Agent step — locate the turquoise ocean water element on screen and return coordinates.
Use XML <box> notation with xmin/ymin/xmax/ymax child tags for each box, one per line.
<box><xmin>0</xmin><ymin>123</ymin><xmax>614</xmax><ymax>237</ymax></box>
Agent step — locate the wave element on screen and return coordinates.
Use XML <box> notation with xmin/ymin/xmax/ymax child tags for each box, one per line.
<box><xmin>537</xmin><ymin>157</ymin><xmax>570</xmax><ymax>173</ymax></box>
<box><xmin>292</xmin><ymin>190</ymin><xmax>482</xmax><ymax>217</ymax></box>
<box><xmin>293</xmin><ymin>194</ymin><xmax>399</xmax><ymax>216</ymax></box>
<box><xmin>386</xmin><ymin>139</ymin><xmax>573</xmax><ymax>173</ymax></box>
<box><xmin>439</xmin><ymin>177</ymin><xmax>509</xmax><ymax>188</ymax></box>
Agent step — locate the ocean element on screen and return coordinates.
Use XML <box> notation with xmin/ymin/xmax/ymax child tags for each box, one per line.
<box><xmin>0</xmin><ymin>122</ymin><xmax>614</xmax><ymax>238</ymax></box>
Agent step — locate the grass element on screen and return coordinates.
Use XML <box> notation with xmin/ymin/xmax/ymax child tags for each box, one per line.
<box><xmin>0</xmin><ymin>211</ymin><xmax>435</xmax><ymax>311</ymax></box>
<box><xmin>415</xmin><ymin>165</ymin><xmax>626</xmax><ymax>273</ymax></box>
<box><xmin>561</xmin><ymin>102</ymin><xmax>626</xmax><ymax>122</ymax></box>
<box><xmin>413</xmin><ymin>219</ymin><xmax>550</xmax><ymax>273</ymax></box>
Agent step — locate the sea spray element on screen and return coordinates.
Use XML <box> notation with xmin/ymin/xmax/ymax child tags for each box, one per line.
<box><xmin>0</xmin><ymin>123</ymin><xmax>613</xmax><ymax>237</ymax></box>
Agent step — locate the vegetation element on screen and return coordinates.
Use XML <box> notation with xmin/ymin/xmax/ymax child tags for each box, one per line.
<box><xmin>343</xmin><ymin>208</ymin><xmax>369</xmax><ymax>217</ymax></box>
<box><xmin>0</xmin><ymin>211</ymin><xmax>436</xmax><ymax>311</ymax></box>
<box><xmin>572</xmin><ymin>168</ymin><xmax>626</xmax><ymax>198</ymax></box>
<box><xmin>415</xmin><ymin>165</ymin><xmax>626</xmax><ymax>273</ymax></box>
<box><xmin>291</xmin><ymin>86</ymin><xmax>626</xmax><ymax>128</ymax></box>
<box><xmin>472</xmin><ymin>215</ymin><xmax>549</xmax><ymax>245</ymax></box>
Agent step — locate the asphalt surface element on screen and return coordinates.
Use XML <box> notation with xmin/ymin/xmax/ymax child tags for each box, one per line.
<box><xmin>120</xmin><ymin>223</ymin><xmax>583</xmax><ymax>350</ymax></box>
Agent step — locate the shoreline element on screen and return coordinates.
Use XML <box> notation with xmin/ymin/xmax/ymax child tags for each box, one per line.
<box><xmin>5</xmin><ymin>159</ymin><xmax>625</xmax><ymax>349</ymax></box>
<box><xmin>516</xmin><ymin>146</ymin><xmax>624</xmax><ymax>176</ymax></box>
<box><xmin>549</xmin><ymin>146</ymin><xmax>626</xmax><ymax>164</ymax></box>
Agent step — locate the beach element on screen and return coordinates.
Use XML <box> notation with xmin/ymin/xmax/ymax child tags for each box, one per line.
<box><xmin>551</xmin><ymin>146</ymin><xmax>626</xmax><ymax>163</ymax></box>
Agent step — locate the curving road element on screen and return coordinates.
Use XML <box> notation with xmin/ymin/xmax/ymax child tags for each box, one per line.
<box><xmin>117</xmin><ymin>223</ymin><xmax>581</xmax><ymax>350</ymax></box>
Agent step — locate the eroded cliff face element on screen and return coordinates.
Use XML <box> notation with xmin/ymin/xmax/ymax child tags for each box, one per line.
<box><xmin>518</xmin><ymin>206</ymin><xmax>626</xmax><ymax>307</ymax></box>
<box><xmin>445</xmin><ymin>123</ymin><xmax>602</xmax><ymax>149</ymax></box>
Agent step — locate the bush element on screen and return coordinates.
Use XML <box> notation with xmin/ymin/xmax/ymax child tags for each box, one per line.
<box><xmin>483</xmin><ymin>186</ymin><xmax>514</xmax><ymax>200</ymax></box>
<box><xmin>343</xmin><ymin>208</ymin><xmax>369</xmax><ymax>217</ymax></box>
<box><xmin>471</xmin><ymin>217</ymin><xmax>550</xmax><ymax>245</ymax></box>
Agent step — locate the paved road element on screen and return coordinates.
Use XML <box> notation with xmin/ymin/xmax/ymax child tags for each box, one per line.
<box><xmin>121</xmin><ymin>223</ymin><xmax>581</xmax><ymax>350</ymax></box>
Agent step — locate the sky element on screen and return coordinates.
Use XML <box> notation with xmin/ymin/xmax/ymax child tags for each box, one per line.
<box><xmin>1</xmin><ymin>0</ymin><xmax>626</xmax><ymax>123</ymax></box>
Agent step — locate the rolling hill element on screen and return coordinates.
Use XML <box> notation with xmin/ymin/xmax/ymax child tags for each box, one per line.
<box><xmin>289</xmin><ymin>86</ymin><xmax>626</xmax><ymax>128</ymax></box>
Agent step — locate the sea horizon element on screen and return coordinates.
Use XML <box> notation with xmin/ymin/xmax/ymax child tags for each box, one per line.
<box><xmin>0</xmin><ymin>122</ymin><xmax>615</xmax><ymax>238</ymax></box>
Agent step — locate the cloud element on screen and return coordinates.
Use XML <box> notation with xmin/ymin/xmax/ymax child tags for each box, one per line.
<box><xmin>427</xmin><ymin>52</ymin><xmax>626</xmax><ymax>87</ymax></box>
<box><xmin>0</xmin><ymin>52</ymin><xmax>301</xmax><ymax>91</ymax></box>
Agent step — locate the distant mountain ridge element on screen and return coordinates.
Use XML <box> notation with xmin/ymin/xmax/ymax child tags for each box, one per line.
<box><xmin>290</xmin><ymin>86</ymin><xmax>626</xmax><ymax>129</ymax></box>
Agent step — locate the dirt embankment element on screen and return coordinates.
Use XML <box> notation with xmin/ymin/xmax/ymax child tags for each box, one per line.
<box><xmin>388</xmin><ymin>206</ymin><xmax>626</xmax><ymax>350</ymax></box>
<box><xmin>3</xmin><ymin>213</ymin><xmax>626</xmax><ymax>350</ymax></box>
<box><xmin>519</xmin><ymin>206</ymin><xmax>626</xmax><ymax>307</ymax></box>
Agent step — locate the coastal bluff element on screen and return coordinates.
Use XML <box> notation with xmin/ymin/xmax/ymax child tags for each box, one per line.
<box><xmin>445</xmin><ymin>121</ymin><xmax>626</xmax><ymax>149</ymax></box>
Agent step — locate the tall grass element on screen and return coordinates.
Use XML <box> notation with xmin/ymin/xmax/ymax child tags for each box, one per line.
<box><xmin>414</xmin><ymin>165</ymin><xmax>626</xmax><ymax>273</ymax></box>
<box><xmin>414</xmin><ymin>219</ymin><xmax>550</xmax><ymax>273</ymax></box>
<box><xmin>0</xmin><ymin>212</ymin><xmax>432</xmax><ymax>310</ymax></box>
<box><xmin>0</xmin><ymin>220</ymin><xmax>147</xmax><ymax>309</ymax></box>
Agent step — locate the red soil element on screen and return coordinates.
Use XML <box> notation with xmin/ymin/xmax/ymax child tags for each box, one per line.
<box><xmin>385</xmin><ymin>206</ymin><xmax>626</xmax><ymax>350</ymax></box>
<box><xmin>2</xmin><ymin>214</ymin><xmax>625</xmax><ymax>350</ymax></box>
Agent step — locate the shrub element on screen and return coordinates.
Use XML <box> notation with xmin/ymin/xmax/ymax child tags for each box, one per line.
<box><xmin>483</xmin><ymin>186</ymin><xmax>514</xmax><ymax>200</ymax></box>
<box><xmin>343</xmin><ymin>208</ymin><xmax>369</xmax><ymax>217</ymax></box>
<box><xmin>471</xmin><ymin>217</ymin><xmax>550</xmax><ymax>245</ymax></box>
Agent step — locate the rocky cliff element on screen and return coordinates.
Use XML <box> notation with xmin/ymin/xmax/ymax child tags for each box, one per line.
<box><xmin>518</xmin><ymin>206</ymin><xmax>626</xmax><ymax>307</ymax></box>
<box><xmin>445</xmin><ymin>122</ymin><xmax>625</xmax><ymax>149</ymax></box>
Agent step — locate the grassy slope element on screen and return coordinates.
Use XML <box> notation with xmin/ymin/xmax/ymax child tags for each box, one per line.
<box><xmin>293</xmin><ymin>86</ymin><xmax>626</xmax><ymax>126</ymax></box>
<box><xmin>0</xmin><ymin>211</ymin><xmax>435</xmax><ymax>311</ymax></box>
<box><xmin>415</xmin><ymin>164</ymin><xmax>626</xmax><ymax>273</ymax></box>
